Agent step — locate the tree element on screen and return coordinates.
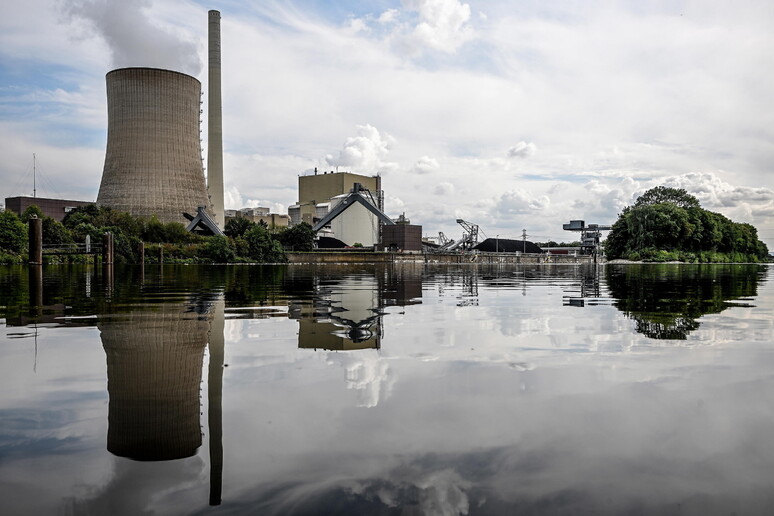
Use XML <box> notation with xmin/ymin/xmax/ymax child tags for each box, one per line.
<box><xmin>277</xmin><ymin>222</ymin><xmax>314</xmax><ymax>251</ymax></box>
<box><xmin>203</xmin><ymin>235</ymin><xmax>236</xmax><ymax>263</ymax></box>
<box><xmin>243</xmin><ymin>224</ymin><xmax>286</xmax><ymax>262</ymax></box>
<box><xmin>605</xmin><ymin>185</ymin><xmax>769</xmax><ymax>261</ymax></box>
<box><xmin>0</xmin><ymin>210</ymin><xmax>27</xmax><ymax>254</ymax></box>
<box><xmin>42</xmin><ymin>217</ymin><xmax>73</xmax><ymax>245</ymax></box>
<box><xmin>634</xmin><ymin>186</ymin><xmax>700</xmax><ymax>210</ymax></box>
<box><xmin>62</xmin><ymin>204</ymin><xmax>100</xmax><ymax>228</ymax></box>
<box><xmin>20</xmin><ymin>205</ymin><xmax>44</xmax><ymax>222</ymax></box>
<box><xmin>224</xmin><ymin>217</ymin><xmax>255</xmax><ymax>238</ymax></box>
<box><xmin>627</xmin><ymin>202</ymin><xmax>690</xmax><ymax>250</ymax></box>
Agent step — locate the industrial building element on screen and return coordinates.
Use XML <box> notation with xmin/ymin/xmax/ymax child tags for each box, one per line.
<box><xmin>96</xmin><ymin>67</ymin><xmax>212</xmax><ymax>226</ymax></box>
<box><xmin>378</xmin><ymin>214</ymin><xmax>423</xmax><ymax>252</ymax></box>
<box><xmin>4</xmin><ymin>196</ymin><xmax>92</xmax><ymax>222</ymax></box>
<box><xmin>225</xmin><ymin>207</ymin><xmax>289</xmax><ymax>228</ymax></box>
<box><xmin>290</xmin><ymin>170</ymin><xmax>382</xmax><ymax>225</ymax></box>
<box><xmin>290</xmin><ymin>170</ymin><xmax>384</xmax><ymax>247</ymax></box>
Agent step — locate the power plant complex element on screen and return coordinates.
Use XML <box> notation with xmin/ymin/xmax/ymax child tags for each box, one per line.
<box><xmin>5</xmin><ymin>8</ymin><xmax>570</xmax><ymax>255</ymax></box>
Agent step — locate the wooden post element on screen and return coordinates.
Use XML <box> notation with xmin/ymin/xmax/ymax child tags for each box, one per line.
<box><xmin>139</xmin><ymin>241</ymin><xmax>145</xmax><ymax>283</ymax></box>
<box><xmin>159</xmin><ymin>245</ymin><xmax>164</xmax><ymax>264</ymax></box>
<box><xmin>29</xmin><ymin>264</ymin><xmax>43</xmax><ymax>308</ymax></box>
<box><xmin>28</xmin><ymin>216</ymin><xmax>43</xmax><ymax>265</ymax></box>
<box><xmin>102</xmin><ymin>232</ymin><xmax>114</xmax><ymax>265</ymax></box>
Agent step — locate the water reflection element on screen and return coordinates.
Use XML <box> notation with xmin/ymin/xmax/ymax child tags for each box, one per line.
<box><xmin>605</xmin><ymin>264</ymin><xmax>765</xmax><ymax>339</ymax></box>
<box><xmin>2</xmin><ymin>263</ymin><xmax>773</xmax><ymax>515</ymax></box>
<box><xmin>290</xmin><ymin>276</ymin><xmax>383</xmax><ymax>350</ymax></box>
<box><xmin>286</xmin><ymin>268</ymin><xmax>422</xmax><ymax>351</ymax></box>
<box><xmin>99</xmin><ymin>295</ymin><xmax>225</xmax><ymax>504</ymax></box>
<box><xmin>101</xmin><ymin>305</ymin><xmax>208</xmax><ymax>460</ymax></box>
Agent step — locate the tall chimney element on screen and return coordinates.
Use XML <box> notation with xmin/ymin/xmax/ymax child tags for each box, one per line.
<box><xmin>208</xmin><ymin>10</ymin><xmax>225</xmax><ymax>229</ymax></box>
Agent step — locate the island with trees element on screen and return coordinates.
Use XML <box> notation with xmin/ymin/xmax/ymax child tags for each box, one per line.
<box><xmin>604</xmin><ymin>186</ymin><xmax>769</xmax><ymax>262</ymax></box>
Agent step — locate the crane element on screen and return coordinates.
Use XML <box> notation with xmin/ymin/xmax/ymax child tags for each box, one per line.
<box><xmin>438</xmin><ymin>219</ymin><xmax>480</xmax><ymax>252</ymax></box>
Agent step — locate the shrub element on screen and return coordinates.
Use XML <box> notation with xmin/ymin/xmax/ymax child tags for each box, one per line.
<box><xmin>0</xmin><ymin>210</ymin><xmax>27</xmax><ymax>254</ymax></box>
<box><xmin>224</xmin><ymin>218</ymin><xmax>255</xmax><ymax>238</ymax></box>
<box><xmin>203</xmin><ymin>236</ymin><xmax>236</xmax><ymax>263</ymax></box>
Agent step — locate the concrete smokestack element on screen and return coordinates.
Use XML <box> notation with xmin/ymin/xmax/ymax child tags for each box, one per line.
<box><xmin>208</xmin><ymin>10</ymin><xmax>225</xmax><ymax>229</ymax></box>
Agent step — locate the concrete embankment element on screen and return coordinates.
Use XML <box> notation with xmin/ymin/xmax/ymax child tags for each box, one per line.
<box><xmin>287</xmin><ymin>251</ymin><xmax>596</xmax><ymax>265</ymax></box>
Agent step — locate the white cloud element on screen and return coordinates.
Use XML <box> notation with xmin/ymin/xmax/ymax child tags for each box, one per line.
<box><xmin>412</xmin><ymin>156</ymin><xmax>440</xmax><ymax>174</ymax></box>
<box><xmin>224</xmin><ymin>185</ymin><xmax>243</xmax><ymax>209</ymax></box>
<box><xmin>379</xmin><ymin>9</ymin><xmax>399</xmax><ymax>24</ymax></box>
<box><xmin>325</xmin><ymin>124</ymin><xmax>397</xmax><ymax>174</ymax></box>
<box><xmin>496</xmin><ymin>189</ymin><xmax>550</xmax><ymax>216</ymax></box>
<box><xmin>347</xmin><ymin>17</ymin><xmax>370</xmax><ymax>35</ymax></box>
<box><xmin>433</xmin><ymin>182</ymin><xmax>455</xmax><ymax>196</ymax></box>
<box><xmin>658</xmin><ymin>172</ymin><xmax>774</xmax><ymax>208</ymax></box>
<box><xmin>507</xmin><ymin>141</ymin><xmax>536</xmax><ymax>159</ymax></box>
<box><xmin>403</xmin><ymin>0</ymin><xmax>474</xmax><ymax>53</ymax></box>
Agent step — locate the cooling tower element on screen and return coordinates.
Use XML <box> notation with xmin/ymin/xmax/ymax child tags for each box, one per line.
<box><xmin>97</xmin><ymin>67</ymin><xmax>211</xmax><ymax>224</ymax></box>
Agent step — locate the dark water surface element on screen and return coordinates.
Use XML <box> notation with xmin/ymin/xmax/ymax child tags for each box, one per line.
<box><xmin>1</xmin><ymin>263</ymin><xmax>773</xmax><ymax>515</ymax></box>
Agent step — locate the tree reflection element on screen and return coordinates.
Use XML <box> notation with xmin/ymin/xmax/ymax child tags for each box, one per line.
<box><xmin>605</xmin><ymin>264</ymin><xmax>764</xmax><ymax>339</ymax></box>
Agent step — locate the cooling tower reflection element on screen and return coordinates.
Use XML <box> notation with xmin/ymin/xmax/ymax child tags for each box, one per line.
<box><xmin>100</xmin><ymin>303</ymin><xmax>209</xmax><ymax>461</ymax></box>
<box><xmin>100</xmin><ymin>296</ymin><xmax>225</xmax><ymax>503</ymax></box>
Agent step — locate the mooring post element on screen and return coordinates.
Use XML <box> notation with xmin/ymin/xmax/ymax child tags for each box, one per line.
<box><xmin>28</xmin><ymin>216</ymin><xmax>43</xmax><ymax>265</ymax></box>
<box><xmin>159</xmin><ymin>245</ymin><xmax>164</xmax><ymax>264</ymax></box>
<box><xmin>139</xmin><ymin>241</ymin><xmax>145</xmax><ymax>282</ymax></box>
<box><xmin>102</xmin><ymin>232</ymin><xmax>114</xmax><ymax>265</ymax></box>
<box><xmin>29</xmin><ymin>263</ymin><xmax>43</xmax><ymax>309</ymax></box>
<box><xmin>102</xmin><ymin>232</ymin><xmax>114</xmax><ymax>295</ymax></box>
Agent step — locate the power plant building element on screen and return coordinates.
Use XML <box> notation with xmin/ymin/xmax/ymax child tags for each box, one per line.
<box><xmin>97</xmin><ymin>67</ymin><xmax>211</xmax><ymax>225</ymax></box>
<box><xmin>290</xmin><ymin>171</ymin><xmax>383</xmax><ymax>247</ymax></box>
<box><xmin>4</xmin><ymin>196</ymin><xmax>92</xmax><ymax>222</ymax></box>
<box><xmin>290</xmin><ymin>171</ymin><xmax>382</xmax><ymax>226</ymax></box>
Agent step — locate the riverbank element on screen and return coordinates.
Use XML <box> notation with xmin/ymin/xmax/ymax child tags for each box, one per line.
<box><xmin>287</xmin><ymin>251</ymin><xmax>597</xmax><ymax>264</ymax></box>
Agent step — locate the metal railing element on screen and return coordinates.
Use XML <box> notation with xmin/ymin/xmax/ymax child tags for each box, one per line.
<box><xmin>42</xmin><ymin>243</ymin><xmax>103</xmax><ymax>255</ymax></box>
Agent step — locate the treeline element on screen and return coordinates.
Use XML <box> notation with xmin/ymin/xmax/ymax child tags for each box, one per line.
<box><xmin>0</xmin><ymin>204</ymin><xmax>314</xmax><ymax>264</ymax></box>
<box><xmin>604</xmin><ymin>186</ymin><xmax>769</xmax><ymax>262</ymax></box>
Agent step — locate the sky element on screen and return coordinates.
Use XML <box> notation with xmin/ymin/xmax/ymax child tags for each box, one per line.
<box><xmin>1</xmin><ymin>0</ymin><xmax>773</xmax><ymax>247</ymax></box>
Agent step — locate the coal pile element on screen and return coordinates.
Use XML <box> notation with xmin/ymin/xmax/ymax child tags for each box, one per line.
<box><xmin>474</xmin><ymin>238</ymin><xmax>542</xmax><ymax>253</ymax></box>
<box><xmin>316</xmin><ymin>236</ymin><xmax>347</xmax><ymax>249</ymax></box>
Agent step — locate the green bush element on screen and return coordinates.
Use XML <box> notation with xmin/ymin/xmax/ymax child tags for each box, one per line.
<box><xmin>203</xmin><ymin>236</ymin><xmax>236</xmax><ymax>263</ymax></box>
<box><xmin>0</xmin><ymin>250</ymin><xmax>23</xmax><ymax>264</ymax></box>
<box><xmin>224</xmin><ymin>218</ymin><xmax>255</xmax><ymax>238</ymax></box>
<box><xmin>277</xmin><ymin>222</ymin><xmax>314</xmax><ymax>251</ymax></box>
<box><xmin>42</xmin><ymin>218</ymin><xmax>73</xmax><ymax>246</ymax></box>
<box><xmin>244</xmin><ymin>224</ymin><xmax>286</xmax><ymax>263</ymax></box>
<box><xmin>0</xmin><ymin>210</ymin><xmax>27</xmax><ymax>254</ymax></box>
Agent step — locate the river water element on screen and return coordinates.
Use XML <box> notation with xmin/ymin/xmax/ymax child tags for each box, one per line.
<box><xmin>1</xmin><ymin>263</ymin><xmax>773</xmax><ymax>515</ymax></box>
